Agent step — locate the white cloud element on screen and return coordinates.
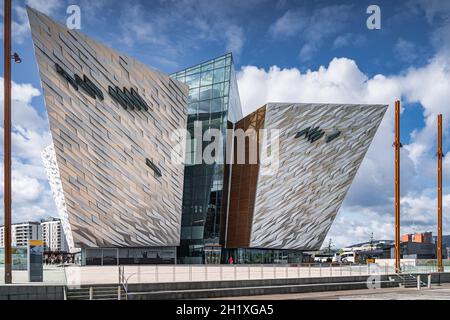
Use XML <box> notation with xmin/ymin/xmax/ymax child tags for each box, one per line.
<box><xmin>225</xmin><ymin>25</ymin><xmax>245</xmax><ymax>56</ymax></box>
<box><xmin>0</xmin><ymin>77</ymin><xmax>56</xmax><ymax>222</ymax></box>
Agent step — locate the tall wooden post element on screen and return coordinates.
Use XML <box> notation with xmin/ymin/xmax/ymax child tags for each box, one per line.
<box><xmin>394</xmin><ymin>100</ymin><xmax>401</xmax><ymax>273</ymax></box>
<box><xmin>3</xmin><ymin>0</ymin><xmax>13</xmax><ymax>284</ymax></box>
<box><xmin>437</xmin><ymin>114</ymin><xmax>443</xmax><ymax>273</ymax></box>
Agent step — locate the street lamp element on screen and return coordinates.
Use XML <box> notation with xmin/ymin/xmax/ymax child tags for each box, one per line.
<box><xmin>3</xmin><ymin>0</ymin><xmax>12</xmax><ymax>284</ymax></box>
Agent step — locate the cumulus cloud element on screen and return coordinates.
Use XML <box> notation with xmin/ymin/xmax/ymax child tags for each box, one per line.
<box><xmin>237</xmin><ymin>51</ymin><xmax>450</xmax><ymax>247</ymax></box>
<box><xmin>0</xmin><ymin>77</ymin><xmax>56</xmax><ymax>223</ymax></box>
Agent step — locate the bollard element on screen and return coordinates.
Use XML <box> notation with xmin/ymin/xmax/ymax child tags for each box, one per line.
<box><xmin>308</xmin><ymin>264</ymin><xmax>311</xmax><ymax>278</ymax></box>
<box><xmin>261</xmin><ymin>265</ymin><xmax>264</xmax><ymax>279</ymax></box>
<box><xmin>118</xmin><ymin>286</ymin><xmax>121</xmax><ymax>300</ymax></box>
<box><xmin>189</xmin><ymin>265</ymin><xmax>192</xmax><ymax>281</ymax></box>
<box><xmin>417</xmin><ymin>275</ymin><xmax>421</xmax><ymax>290</ymax></box>
<box><xmin>89</xmin><ymin>287</ymin><xmax>93</xmax><ymax>300</ymax></box>
<box><xmin>330</xmin><ymin>263</ymin><xmax>333</xmax><ymax>277</ymax></box>
<box><xmin>428</xmin><ymin>274</ymin><xmax>432</xmax><ymax>289</ymax></box>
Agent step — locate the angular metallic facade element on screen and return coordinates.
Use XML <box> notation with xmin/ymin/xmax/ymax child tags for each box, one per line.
<box><xmin>29</xmin><ymin>8</ymin><xmax>188</xmax><ymax>249</ymax></box>
<box><xmin>226</xmin><ymin>103</ymin><xmax>387</xmax><ymax>251</ymax></box>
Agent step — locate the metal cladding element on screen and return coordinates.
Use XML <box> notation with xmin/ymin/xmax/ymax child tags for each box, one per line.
<box><xmin>227</xmin><ymin>103</ymin><xmax>387</xmax><ymax>251</ymax></box>
<box><xmin>28</xmin><ymin>7</ymin><xmax>188</xmax><ymax>249</ymax></box>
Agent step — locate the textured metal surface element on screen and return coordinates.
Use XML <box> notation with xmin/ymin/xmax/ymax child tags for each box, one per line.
<box><xmin>226</xmin><ymin>107</ymin><xmax>267</xmax><ymax>248</ymax></box>
<box><xmin>29</xmin><ymin>8</ymin><xmax>188</xmax><ymax>248</ymax></box>
<box><xmin>249</xmin><ymin>103</ymin><xmax>387</xmax><ymax>250</ymax></box>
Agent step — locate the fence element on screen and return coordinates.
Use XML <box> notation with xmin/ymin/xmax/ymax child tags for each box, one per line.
<box><xmin>64</xmin><ymin>262</ymin><xmax>448</xmax><ymax>287</ymax></box>
<box><xmin>2</xmin><ymin>262</ymin><xmax>448</xmax><ymax>286</ymax></box>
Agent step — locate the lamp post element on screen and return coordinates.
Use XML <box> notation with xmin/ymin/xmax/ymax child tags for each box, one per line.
<box><xmin>437</xmin><ymin>114</ymin><xmax>443</xmax><ymax>273</ymax></box>
<box><xmin>3</xmin><ymin>0</ymin><xmax>12</xmax><ymax>284</ymax></box>
<box><xmin>394</xmin><ymin>100</ymin><xmax>402</xmax><ymax>274</ymax></box>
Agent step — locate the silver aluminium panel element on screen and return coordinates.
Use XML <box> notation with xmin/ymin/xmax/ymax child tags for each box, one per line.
<box><xmin>29</xmin><ymin>8</ymin><xmax>188</xmax><ymax>248</ymax></box>
<box><xmin>250</xmin><ymin>103</ymin><xmax>387</xmax><ymax>250</ymax></box>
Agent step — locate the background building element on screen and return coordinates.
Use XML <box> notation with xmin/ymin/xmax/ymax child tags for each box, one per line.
<box><xmin>398</xmin><ymin>232</ymin><xmax>447</xmax><ymax>259</ymax></box>
<box><xmin>0</xmin><ymin>222</ymin><xmax>42</xmax><ymax>248</ymax></box>
<box><xmin>41</xmin><ymin>219</ymin><xmax>68</xmax><ymax>252</ymax></box>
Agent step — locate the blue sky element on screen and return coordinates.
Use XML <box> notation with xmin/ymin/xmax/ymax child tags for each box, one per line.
<box><xmin>1</xmin><ymin>0</ymin><xmax>450</xmax><ymax>247</ymax></box>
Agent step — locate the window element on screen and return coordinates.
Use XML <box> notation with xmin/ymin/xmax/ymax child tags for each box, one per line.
<box><xmin>146</xmin><ymin>159</ymin><xmax>162</xmax><ymax>178</ymax></box>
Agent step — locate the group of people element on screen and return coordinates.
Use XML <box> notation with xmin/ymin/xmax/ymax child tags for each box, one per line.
<box><xmin>44</xmin><ymin>253</ymin><xmax>73</xmax><ymax>265</ymax></box>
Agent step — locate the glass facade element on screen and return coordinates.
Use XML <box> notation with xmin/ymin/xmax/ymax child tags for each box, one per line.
<box><xmin>222</xmin><ymin>248</ymin><xmax>303</xmax><ymax>265</ymax></box>
<box><xmin>171</xmin><ymin>53</ymin><xmax>243</xmax><ymax>264</ymax></box>
<box><xmin>82</xmin><ymin>247</ymin><xmax>176</xmax><ymax>266</ymax></box>
<box><xmin>0</xmin><ymin>247</ymin><xmax>28</xmax><ymax>270</ymax></box>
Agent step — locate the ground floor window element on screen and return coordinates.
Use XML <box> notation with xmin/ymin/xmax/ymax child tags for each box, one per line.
<box><xmin>82</xmin><ymin>247</ymin><xmax>176</xmax><ymax>266</ymax></box>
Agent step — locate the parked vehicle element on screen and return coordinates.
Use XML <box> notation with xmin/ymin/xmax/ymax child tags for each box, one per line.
<box><xmin>340</xmin><ymin>252</ymin><xmax>359</xmax><ymax>264</ymax></box>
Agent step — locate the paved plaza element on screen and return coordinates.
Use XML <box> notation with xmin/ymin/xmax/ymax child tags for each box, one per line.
<box><xmin>214</xmin><ymin>284</ymin><xmax>450</xmax><ymax>300</ymax></box>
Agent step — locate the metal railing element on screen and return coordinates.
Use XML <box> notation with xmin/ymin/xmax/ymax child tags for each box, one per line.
<box><xmin>114</xmin><ymin>263</ymin><xmax>400</xmax><ymax>286</ymax></box>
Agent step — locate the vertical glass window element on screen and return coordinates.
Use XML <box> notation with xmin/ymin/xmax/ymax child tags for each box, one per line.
<box><xmin>199</xmin><ymin>100</ymin><xmax>210</xmax><ymax>114</ymax></box>
<box><xmin>189</xmin><ymin>88</ymin><xmax>199</xmax><ymax>103</ymax></box>
<box><xmin>186</xmin><ymin>73</ymin><xmax>200</xmax><ymax>88</ymax></box>
<box><xmin>214</xmin><ymin>58</ymin><xmax>226</xmax><ymax>68</ymax></box>
<box><xmin>199</xmin><ymin>85</ymin><xmax>212</xmax><ymax>101</ymax></box>
<box><xmin>224</xmin><ymin>67</ymin><xmax>231</xmax><ymax>82</ymax></box>
<box><xmin>211</xmin><ymin>98</ymin><xmax>223</xmax><ymax>113</ymax></box>
<box><xmin>213</xmin><ymin>68</ymin><xmax>225</xmax><ymax>83</ymax></box>
<box><xmin>201</xmin><ymin>62</ymin><xmax>214</xmax><ymax>72</ymax></box>
<box><xmin>188</xmin><ymin>102</ymin><xmax>198</xmax><ymax>115</ymax></box>
<box><xmin>200</xmin><ymin>70</ymin><xmax>214</xmax><ymax>86</ymax></box>
<box><xmin>212</xmin><ymin>83</ymin><xmax>223</xmax><ymax>99</ymax></box>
